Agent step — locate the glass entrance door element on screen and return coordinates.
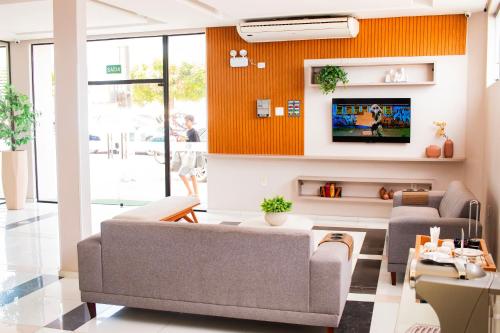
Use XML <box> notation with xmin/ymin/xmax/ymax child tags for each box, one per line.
<box><xmin>87</xmin><ymin>37</ymin><xmax>165</xmax><ymax>205</ymax></box>
<box><xmin>32</xmin><ymin>34</ymin><xmax>207</xmax><ymax>208</ymax></box>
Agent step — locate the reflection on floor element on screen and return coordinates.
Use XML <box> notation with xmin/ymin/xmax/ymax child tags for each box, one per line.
<box><xmin>0</xmin><ymin>203</ymin><xmax>402</xmax><ymax>333</ymax></box>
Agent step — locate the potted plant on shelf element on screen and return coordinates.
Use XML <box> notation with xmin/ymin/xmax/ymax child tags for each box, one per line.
<box><xmin>316</xmin><ymin>65</ymin><xmax>349</xmax><ymax>94</ymax></box>
<box><xmin>0</xmin><ymin>84</ymin><xmax>36</xmax><ymax>209</ymax></box>
<box><xmin>261</xmin><ymin>196</ymin><xmax>293</xmax><ymax>226</ymax></box>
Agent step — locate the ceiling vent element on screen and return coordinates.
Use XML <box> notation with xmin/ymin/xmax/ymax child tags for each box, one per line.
<box><xmin>237</xmin><ymin>17</ymin><xmax>359</xmax><ymax>43</ymax></box>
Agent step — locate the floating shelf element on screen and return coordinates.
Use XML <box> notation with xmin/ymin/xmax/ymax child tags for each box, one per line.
<box><xmin>208</xmin><ymin>154</ymin><xmax>466</xmax><ymax>163</ymax></box>
<box><xmin>300</xmin><ymin>195</ymin><xmax>394</xmax><ymax>205</ymax></box>
<box><xmin>310</xmin><ymin>61</ymin><xmax>436</xmax><ymax>87</ymax></box>
<box><xmin>296</xmin><ymin>176</ymin><xmax>434</xmax><ymax>206</ymax></box>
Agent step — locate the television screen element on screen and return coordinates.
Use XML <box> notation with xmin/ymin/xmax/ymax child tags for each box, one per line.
<box><xmin>332</xmin><ymin>98</ymin><xmax>411</xmax><ymax>143</ymax></box>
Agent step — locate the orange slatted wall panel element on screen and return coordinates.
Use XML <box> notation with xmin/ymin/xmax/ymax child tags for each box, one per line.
<box><xmin>207</xmin><ymin>15</ymin><xmax>467</xmax><ymax>155</ymax></box>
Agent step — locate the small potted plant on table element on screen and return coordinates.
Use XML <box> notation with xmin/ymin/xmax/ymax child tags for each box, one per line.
<box><xmin>261</xmin><ymin>196</ymin><xmax>292</xmax><ymax>226</ymax></box>
<box><xmin>0</xmin><ymin>85</ymin><xmax>36</xmax><ymax>210</ymax></box>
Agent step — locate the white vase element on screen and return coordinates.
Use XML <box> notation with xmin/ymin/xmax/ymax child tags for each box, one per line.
<box><xmin>264</xmin><ymin>212</ymin><xmax>288</xmax><ymax>226</ymax></box>
<box><xmin>2</xmin><ymin>150</ymin><xmax>28</xmax><ymax>210</ymax></box>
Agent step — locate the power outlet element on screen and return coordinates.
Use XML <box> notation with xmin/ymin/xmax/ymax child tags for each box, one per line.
<box><xmin>260</xmin><ymin>176</ymin><xmax>268</xmax><ymax>187</ymax></box>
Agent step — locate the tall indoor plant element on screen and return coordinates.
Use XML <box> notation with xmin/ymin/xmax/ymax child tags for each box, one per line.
<box><xmin>0</xmin><ymin>84</ymin><xmax>36</xmax><ymax>209</ymax></box>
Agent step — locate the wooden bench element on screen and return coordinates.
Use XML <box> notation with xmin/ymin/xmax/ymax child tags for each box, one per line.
<box><xmin>112</xmin><ymin>196</ymin><xmax>200</xmax><ymax>223</ymax></box>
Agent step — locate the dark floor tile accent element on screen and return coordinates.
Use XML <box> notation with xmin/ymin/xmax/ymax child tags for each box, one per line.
<box><xmin>4</xmin><ymin>212</ymin><xmax>58</xmax><ymax>230</ymax></box>
<box><xmin>349</xmin><ymin>259</ymin><xmax>382</xmax><ymax>294</ymax></box>
<box><xmin>336</xmin><ymin>301</ymin><xmax>374</xmax><ymax>333</ymax></box>
<box><xmin>313</xmin><ymin>226</ymin><xmax>387</xmax><ymax>255</ymax></box>
<box><xmin>0</xmin><ymin>275</ymin><xmax>62</xmax><ymax>306</ymax></box>
<box><xmin>45</xmin><ymin>303</ymin><xmax>94</xmax><ymax>331</ymax></box>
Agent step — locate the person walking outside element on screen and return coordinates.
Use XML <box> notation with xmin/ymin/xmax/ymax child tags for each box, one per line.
<box><xmin>178</xmin><ymin>114</ymin><xmax>200</xmax><ymax>196</ymax></box>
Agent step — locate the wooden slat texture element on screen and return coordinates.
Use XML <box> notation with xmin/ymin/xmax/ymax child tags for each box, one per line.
<box><xmin>207</xmin><ymin>15</ymin><xmax>467</xmax><ymax>155</ymax></box>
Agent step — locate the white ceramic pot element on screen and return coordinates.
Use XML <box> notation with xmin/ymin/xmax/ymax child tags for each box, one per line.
<box><xmin>264</xmin><ymin>212</ymin><xmax>288</xmax><ymax>226</ymax></box>
<box><xmin>2</xmin><ymin>150</ymin><xmax>28</xmax><ymax>210</ymax></box>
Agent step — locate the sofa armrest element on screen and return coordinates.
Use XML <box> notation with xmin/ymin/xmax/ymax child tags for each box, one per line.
<box><xmin>310</xmin><ymin>242</ymin><xmax>352</xmax><ymax>315</ymax></box>
<box><xmin>388</xmin><ymin>217</ymin><xmax>483</xmax><ymax>266</ymax></box>
<box><xmin>393</xmin><ymin>190</ymin><xmax>446</xmax><ymax>209</ymax></box>
<box><xmin>77</xmin><ymin>233</ymin><xmax>103</xmax><ymax>293</ymax></box>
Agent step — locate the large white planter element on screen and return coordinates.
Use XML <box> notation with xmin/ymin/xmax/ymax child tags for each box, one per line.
<box><xmin>2</xmin><ymin>150</ymin><xmax>28</xmax><ymax>210</ymax></box>
<box><xmin>264</xmin><ymin>212</ymin><xmax>288</xmax><ymax>226</ymax></box>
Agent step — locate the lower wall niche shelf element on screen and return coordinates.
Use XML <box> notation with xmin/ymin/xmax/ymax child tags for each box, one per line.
<box><xmin>296</xmin><ymin>176</ymin><xmax>434</xmax><ymax>205</ymax></box>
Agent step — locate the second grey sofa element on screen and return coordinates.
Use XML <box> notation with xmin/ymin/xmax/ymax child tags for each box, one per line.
<box><xmin>388</xmin><ymin>181</ymin><xmax>481</xmax><ymax>285</ymax></box>
<box><xmin>78</xmin><ymin>220</ymin><xmax>352</xmax><ymax>332</ymax></box>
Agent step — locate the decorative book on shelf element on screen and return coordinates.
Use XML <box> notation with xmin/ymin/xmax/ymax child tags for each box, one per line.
<box><xmin>319</xmin><ymin>183</ymin><xmax>342</xmax><ymax>198</ymax></box>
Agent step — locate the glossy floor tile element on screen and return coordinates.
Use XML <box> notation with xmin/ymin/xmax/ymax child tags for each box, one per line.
<box><xmin>0</xmin><ymin>203</ymin><xmax>402</xmax><ymax>333</ymax></box>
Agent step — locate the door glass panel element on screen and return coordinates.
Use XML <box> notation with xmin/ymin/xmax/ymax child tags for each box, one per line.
<box><xmin>168</xmin><ymin>34</ymin><xmax>208</xmax><ymax>209</ymax></box>
<box><xmin>32</xmin><ymin>44</ymin><xmax>57</xmax><ymax>201</ymax></box>
<box><xmin>88</xmin><ymin>83</ymin><xmax>165</xmax><ymax>204</ymax></box>
<box><xmin>87</xmin><ymin>37</ymin><xmax>163</xmax><ymax>81</ymax></box>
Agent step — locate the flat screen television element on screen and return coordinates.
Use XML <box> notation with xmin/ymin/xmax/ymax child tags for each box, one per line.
<box><xmin>332</xmin><ymin>98</ymin><xmax>411</xmax><ymax>143</ymax></box>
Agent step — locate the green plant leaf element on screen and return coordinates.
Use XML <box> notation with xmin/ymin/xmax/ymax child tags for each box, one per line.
<box><xmin>0</xmin><ymin>84</ymin><xmax>36</xmax><ymax>151</ymax></box>
<box><xmin>317</xmin><ymin>65</ymin><xmax>349</xmax><ymax>95</ymax></box>
<box><xmin>261</xmin><ymin>196</ymin><xmax>293</xmax><ymax>213</ymax></box>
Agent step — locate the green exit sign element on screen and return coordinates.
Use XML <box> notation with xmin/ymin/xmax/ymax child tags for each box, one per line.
<box><xmin>106</xmin><ymin>64</ymin><xmax>122</xmax><ymax>74</ymax></box>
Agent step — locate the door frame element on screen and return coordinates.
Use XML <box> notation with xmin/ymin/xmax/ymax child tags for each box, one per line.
<box><xmin>31</xmin><ymin>33</ymin><xmax>205</xmax><ymax>206</ymax></box>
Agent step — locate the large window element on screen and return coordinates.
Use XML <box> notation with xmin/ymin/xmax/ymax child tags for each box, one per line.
<box><xmin>32</xmin><ymin>34</ymin><xmax>208</xmax><ymax>208</ymax></box>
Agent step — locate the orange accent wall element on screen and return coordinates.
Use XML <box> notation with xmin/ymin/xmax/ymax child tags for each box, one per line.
<box><xmin>207</xmin><ymin>15</ymin><xmax>467</xmax><ymax>155</ymax></box>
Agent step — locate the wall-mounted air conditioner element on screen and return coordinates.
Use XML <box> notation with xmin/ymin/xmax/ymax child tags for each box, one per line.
<box><xmin>237</xmin><ymin>17</ymin><xmax>359</xmax><ymax>43</ymax></box>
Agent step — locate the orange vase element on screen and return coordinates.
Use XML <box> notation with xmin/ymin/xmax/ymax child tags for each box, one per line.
<box><xmin>443</xmin><ymin>139</ymin><xmax>454</xmax><ymax>158</ymax></box>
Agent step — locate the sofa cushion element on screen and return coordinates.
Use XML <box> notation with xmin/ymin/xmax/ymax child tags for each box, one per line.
<box><xmin>439</xmin><ymin>181</ymin><xmax>476</xmax><ymax>218</ymax></box>
<box><xmin>112</xmin><ymin>196</ymin><xmax>200</xmax><ymax>221</ymax></box>
<box><xmin>391</xmin><ymin>206</ymin><xmax>440</xmax><ymax>219</ymax></box>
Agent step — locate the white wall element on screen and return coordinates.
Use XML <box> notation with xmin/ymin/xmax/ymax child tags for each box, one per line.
<box><xmin>484</xmin><ymin>81</ymin><xmax>500</xmax><ymax>260</ymax></box>
<box><xmin>305</xmin><ymin>56</ymin><xmax>467</xmax><ymax>158</ymax></box>
<box><xmin>207</xmin><ymin>155</ymin><xmax>464</xmax><ymax>217</ymax></box>
<box><xmin>464</xmin><ymin>13</ymin><xmax>488</xmax><ymax>206</ymax></box>
<box><xmin>482</xmin><ymin>2</ymin><xmax>500</xmax><ymax>261</ymax></box>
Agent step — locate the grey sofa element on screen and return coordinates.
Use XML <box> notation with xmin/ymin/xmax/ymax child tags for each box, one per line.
<box><xmin>388</xmin><ymin>181</ymin><xmax>481</xmax><ymax>285</ymax></box>
<box><xmin>78</xmin><ymin>220</ymin><xmax>352</xmax><ymax>332</ymax></box>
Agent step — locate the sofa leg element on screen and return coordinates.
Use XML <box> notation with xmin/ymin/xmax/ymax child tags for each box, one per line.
<box><xmin>87</xmin><ymin>302</ymin><xmax>96</xmax><ymax>319</ymax></box>
<box><xmin>391</xmin><ymin>272</ymin><xmax>397</xmax><ymax>286</ymax></box>
<box><xmin>326</xmin><ymin>328</ymin><xmax>334</xmax><ymax>333</ymax></box>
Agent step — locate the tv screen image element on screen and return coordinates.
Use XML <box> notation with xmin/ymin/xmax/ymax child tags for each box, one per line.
<box><xmin>332</xmin><ymin>98</ymin><xmax>411</xmax><ymax>143</ymax></box>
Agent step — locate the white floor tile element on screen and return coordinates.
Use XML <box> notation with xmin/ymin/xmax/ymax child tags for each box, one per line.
<box><xmin>0</xmin><ymin>322</ymin><xmax>40</xmax><ymax>333</ymax></box>
<box><xmin>35</xmin><ymin>328</ymin><xmax>72</xmax><ymax>333</ymax></box>
<box><xmin>0</xmin><ymin>292</ymin><xmax>82</xmax><ymax>326</ymax></box>
<box><xmin>369</xmin><ymin>302</ymin><xmax>399</xmax><ymax>333</ymax></box>
<box><xmin>75</xmin><ymin>307</ymin><xmax>169</xmax><ymax>333</ymax></box>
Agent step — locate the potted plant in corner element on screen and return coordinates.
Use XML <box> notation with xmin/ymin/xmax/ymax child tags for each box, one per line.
<box><xmin>0</xmin><ymin>84</ymin><xmax>36</xmax><ymax>210</ymax></box>
<box><xmin>261</xmin><ymin>196</ymin><xmax>293</xmax><ymax>226</ymax></box>
<box><xmin>316</xmin><ymin>65</ymin><xmax>349</xmax><ymax>94</ymax></box>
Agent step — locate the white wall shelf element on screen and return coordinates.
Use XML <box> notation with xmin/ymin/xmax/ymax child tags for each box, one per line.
<box><xmin>209</xmin><ymin>154</ymin><xmax>465</xmax><ymax>163</ymax></box>
<box><xmin>310</xmin><ymin>61</ymin><xmax>436</xmax><ymax>87</ymax></box>
<box><xmin>296</xmin><ymin>176</ymin><xmax>434</xmax><ymax>205</ymax></box>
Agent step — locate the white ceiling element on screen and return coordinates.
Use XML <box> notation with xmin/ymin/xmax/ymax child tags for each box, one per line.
<box><xmin>0</xmin><ymin>0</ymin><xmax>488</xmax><ymax>41</ymax></box>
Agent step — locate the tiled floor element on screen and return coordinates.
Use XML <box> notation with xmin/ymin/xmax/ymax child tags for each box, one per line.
<box><xmin>0</xmin><ymin>203</ymin><xmax>403</xmax><ymax>333</ymax></box>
